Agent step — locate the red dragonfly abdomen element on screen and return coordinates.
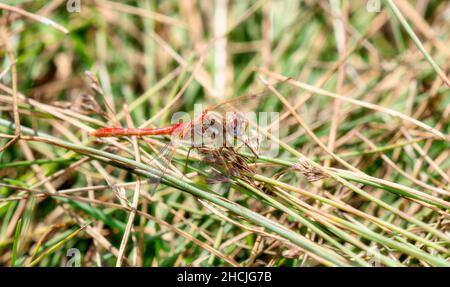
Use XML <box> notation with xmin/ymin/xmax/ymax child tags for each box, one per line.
<box><xmin>91</xmin><ymin>123</ymin><xmax>184</xmax><ymax>137</ymax></box>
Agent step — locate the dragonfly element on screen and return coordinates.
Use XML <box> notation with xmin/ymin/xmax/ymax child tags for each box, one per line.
<box><xmin>91</xmin><ymin>94</ymin><xmax>263</xmax><ymax>197</ymax></box>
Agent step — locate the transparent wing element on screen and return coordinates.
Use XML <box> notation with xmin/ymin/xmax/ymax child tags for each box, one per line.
<box><xmin>141</xmin><ymin>139</ymin><xmax>177</xmax><ymax>196</ymax></box>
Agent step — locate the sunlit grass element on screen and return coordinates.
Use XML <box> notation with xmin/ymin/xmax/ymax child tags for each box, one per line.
<box><xmin>0</xmin><ymin>0</ymin><xmax>449</xmax><ymax>267</ymax></box>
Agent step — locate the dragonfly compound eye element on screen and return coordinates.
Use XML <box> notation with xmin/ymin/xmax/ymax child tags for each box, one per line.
<box><xmin>226</xmin><ymin>114</ymin><xmax>245</xmax><ymax>137</ymax></box>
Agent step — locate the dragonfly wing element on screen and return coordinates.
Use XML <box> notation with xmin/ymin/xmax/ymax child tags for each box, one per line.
<box><xmin>144</xmin><ymin>142</ymin><xmax>177</xmax><ymax>196</ymax></box>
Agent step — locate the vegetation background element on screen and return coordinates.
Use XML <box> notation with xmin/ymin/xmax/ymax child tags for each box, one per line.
<box><xmin>0</xmin><ymin>0</ymin><xmax>449</xmax><ymax>267</ymax></box>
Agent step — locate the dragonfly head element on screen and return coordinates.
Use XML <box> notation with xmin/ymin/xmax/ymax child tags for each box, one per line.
<box><xmin>225</xmin><ymin>112</ymin><xmax>246</xmax><ymax>137</ymax></box>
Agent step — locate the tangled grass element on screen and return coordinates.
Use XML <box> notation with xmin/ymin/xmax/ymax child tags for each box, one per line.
<box><xmin>0</xmin><ymin>0</ymin><xmax>449</xmax><ymax>267</ymax></box>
